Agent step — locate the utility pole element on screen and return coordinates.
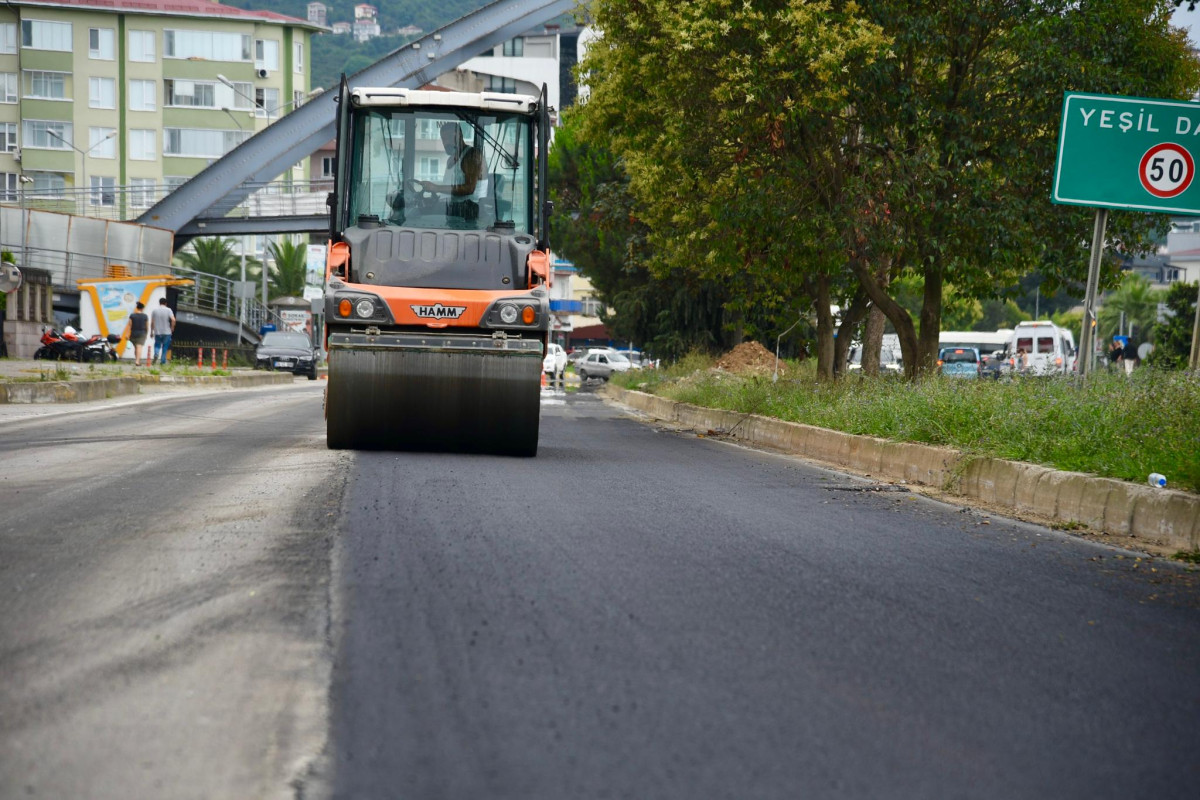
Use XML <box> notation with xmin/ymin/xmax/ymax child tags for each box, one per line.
<box><xmin>1191</xmin><ymin>280</ymin><xmax>1200</xmax><ymax>370</ymax></box>
<box><xmin>1078</xmin><ymin>209</ymin><xmax>1107</xmax><ymax>378</ymax></box>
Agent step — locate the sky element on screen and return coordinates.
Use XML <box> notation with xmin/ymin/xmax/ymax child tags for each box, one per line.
<box><xmin>1173</xmin><ymin>5</ymin><xmax>1200</xmax><ymax>49</ymax></box>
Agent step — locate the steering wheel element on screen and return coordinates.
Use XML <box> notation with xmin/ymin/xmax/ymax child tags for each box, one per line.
<box><xmin>406</xmin><ymin>179</ymin><xmax>440</xmax><ymax>213</ymax></box>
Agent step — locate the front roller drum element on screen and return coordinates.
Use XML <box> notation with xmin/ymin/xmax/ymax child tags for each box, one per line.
<box><xmin>325</xmin><ymin>340</ymin><xmax>541</xmax><ymax>456</ymax></box>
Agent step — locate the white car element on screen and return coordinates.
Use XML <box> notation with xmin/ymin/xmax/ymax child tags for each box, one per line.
<box><xmin>576</xmin><ymin>350</ymin><xmax>633</xmax><ymax>381</ymax></box>
<box><xmin>543</xmin><ymin>342</ymin><xmax>567</xmax><ymax>378</ymax></box>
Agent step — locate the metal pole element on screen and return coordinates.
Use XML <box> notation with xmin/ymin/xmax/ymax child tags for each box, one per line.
<box><xmin>1189</xmin><ymin>279</ymin><xmax>1200</xmax><ymax>370</ymax></box>
<box><xmin>1078</xmin><ymin>208</ymin><xmax>1108</xmax><ymax>378</ymax></box>
<box><xmin>238</xmin><ymin>236</ymin><xmax>246</xmax><ymax>344</ymax></box>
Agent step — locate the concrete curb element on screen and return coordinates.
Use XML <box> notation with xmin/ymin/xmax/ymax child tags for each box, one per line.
<box><xmin>606</xmin><ymin>385</ymin><xmax>1200</xmax><ymax>553</ymax></box>
<box><xmin>0</xmin><ymin>377</ymin><xmax>141</xmax><ymax>404</ymax></box>
<box><xmin>0</xmin><ymin>370</ymin><xmax>296</xmax><ymax>404</ymax></box>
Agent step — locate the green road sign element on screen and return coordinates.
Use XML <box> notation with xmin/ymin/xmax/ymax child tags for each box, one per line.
<box><xmin>1053</xmin><ymin>92</ymin><xmax>1200</xmax><ymax>215</ymax></box>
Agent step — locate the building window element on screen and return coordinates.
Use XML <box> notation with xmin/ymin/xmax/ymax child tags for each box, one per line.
<box><xmin>89</xmin><ymin>28</ymin><xmax>115</xmax><ymax>60</ymax></box>
<box><xmin>418</xmin><ymin>120</ymin><xmax>440</xmax><ymax>140</ymax></box>
<box><xmin>294</xmin><ymin>41</ymin><xmax>304</xmax><ymax>73</ymax></box>
<box><xmin>503</xmin><ymin>37</ymin><xmax>524</xmax><ymax>57</ymax></box>
<box><xmin>89</xmin><ymin>176</ymin><xmax>116</xmax><ymax>207</ymax></box>
<box><xmin>21</xmin><ymin>19</ymin><xmax>72</xmax><ymax>52</ymax></box>
<box><xmin>0</xmin><ymin>73</ymin><xmax>16</xmax><ymax>104</ymax></box>
<box><xmin>0</xmin><ymin>172</ymin><xmax>16</xmax><ymax>202</ymax></box>
<box><xmin>487</xmin><ymin>75</ymin><xmax>517</xmax><ymax>94</ymax></box>
<box><xmin>31</xmin><ymin>173</ymin><xmax>66</xmax><ymax>195</ymax></box>
<box><xmin>89</xmin><ymin>127</ymin><xmax>116</xmax><ymax>159</ymax></box>
<box><xmin>0</xmin><ymin>23</ymin><xmax>16</xmax><ymax>55</ymax></box>
<box><xmin>418</xmin><ymin>156</ymin><xmax>441</xmax><ymax>182</ymax></box>
<box><xmin>89</xmin><ymin>77</ymin><xmax>116</xmax><ymax>109</ymax></box>
<box><xmin>129</xmin><ymin>79</ymin><xmax>156</xmax><ymax>111</ymax></box>
<box><xmin>129</xmin><ymin>129</ymin><xmax>156</xmax><ymax>161</ymax></box>
<box><xmin>165</xmin><ymin>29</ymin><xmax>251</xmax><ymax>62</ymax></box>
<box><xmin>24</xmin><ymin>71</ymin><xmax>67</xmax><ymax>100</ymax></box>
<box><xmin>130</xmin><ymin>178</ymin><xmax>156</xmax><ymax>208</ymax></box>
<box><xmin>164</xmin><ymin>128</ymin><xmax>246</xmax><ymax>158</ymax></box>
<box><xmin>229</xmin><ymin>82</ymin><xmax>254</xmax><ymax>110</ymax></box>
<box><xmin>320</xmin><ymin>156</ymin><xmax>334</xmax><ymax>178</ymax></box>
<box><xmin>254</xmin><ymin>87</ymin><xmax>280</xmax><ymax>117</ymax></box>
<box><xmin>1</xmin><ymin>123</ymin><xmax>16</xmax><ymax>153</ymax></box>
<box><xmin>23</xmin><ymin>120</ymin><xmax>72</xmax><ymax>150</ymax></box>
<box><xmin>164</xmin><ymin>176</ymin><xmax>188</xmax><ymax>193</ymax></box>
<box><xmin>129</xmin><ymin>30</ymin><xmax>156</xmax><ymax>62</ymax></box>
<box><xmin>255</xmin><ymin>39</ymin><xmax>280</xmax><ymax>71</ymax></box>
<box><xmin>165</xmin><ymin>79</ymin><xmax>216</xmax><ymax>108</ymax></box>
<box><xmin>581</xmin><ymin>297</ymin><xmax>603</xmax><ymax>316</ymax></box>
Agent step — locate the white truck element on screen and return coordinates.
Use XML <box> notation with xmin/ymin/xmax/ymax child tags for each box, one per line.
<box><xmin>1007</xmin><ymin>321</ymin><xmax>1076</xmax><ymax>375</ymax></box>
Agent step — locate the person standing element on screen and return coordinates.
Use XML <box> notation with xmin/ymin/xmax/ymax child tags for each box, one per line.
<box><xmin>1108</xmin><ymin>337</ymin><xmax>1124</xmax><ymax>372</ymax></box>
<box><xmin>123</xmin><ymin>301</ymin><xmax>150</xmax><ymax>366</ymax></box>
<box><xmin>150</xmin><ymin>297</ymin><xmax>175</xmax><ymax>366</ymax></box>
<box><xmin>1122</xmin><ymin>338</ymin><xmax>1139</xmax><ymax>375</ymax></box>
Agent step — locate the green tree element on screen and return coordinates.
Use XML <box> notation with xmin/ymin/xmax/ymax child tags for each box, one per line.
<box><xmin>579</xmin><ymin>0</ymin><xmax>889</xmax><ymax>378</ymax></box>
<box><xmin>581</xmin><ymin>0</ymin><xmax>1200</xmax><ymax>378</ymax></box>
<box><xmin>549</xmin><ymin>110</ymin><xmax>737</xmax><ymax>360</ymax></box>
<box><xmin>844</xmin><ymin>0</ymin><xmax>1200</xmax><ymax>375</ymax></box>
<box><xmin>266</xmin><ymin>239</ymin><xmax>309</xmax><ymax>299</ymax></box>
<box><xmin>1144</xmin><ymin>281</ymin><xmax>1198</xmax><ymax>368</ymax></box>
<box><xmin>1098</xmin><ymin>272</ymin><xmax>1164</xmax><ymax>344</ymax></box>
<box><xmin>174</xmin><ymin>237</ymin><xmax>259</xmax><ymax>281</ymax></box>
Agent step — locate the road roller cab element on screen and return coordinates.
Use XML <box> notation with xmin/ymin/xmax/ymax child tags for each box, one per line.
<box><xmin>323</xmin><ymin>82</ymin><xmax>553</xmax><ymax>455</ymax></box>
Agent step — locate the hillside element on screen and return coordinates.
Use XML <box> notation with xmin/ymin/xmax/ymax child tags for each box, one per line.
<box><xmin>220</xmin><ymin>1</ymin><xmax>492</xmax><ymax>88</ymax></box>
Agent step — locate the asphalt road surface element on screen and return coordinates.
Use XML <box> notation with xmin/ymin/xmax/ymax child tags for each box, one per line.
<box><xmin>1</xmin><ymin>382</ymin><xmax>1197</xmax><ymax>799</ymax></box>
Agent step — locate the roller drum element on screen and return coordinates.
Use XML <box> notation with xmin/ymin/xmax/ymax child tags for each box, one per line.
<box><xmin>325</xmin><ymin>334</ymin><xmax>541</xmax><ymax>456</ymax></box>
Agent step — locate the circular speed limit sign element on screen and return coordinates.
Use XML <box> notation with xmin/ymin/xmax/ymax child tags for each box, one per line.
<box><xmin>1139</xmin><ymin>143</ymin><xmax>1195</xmax><ymax>198</ymax></box>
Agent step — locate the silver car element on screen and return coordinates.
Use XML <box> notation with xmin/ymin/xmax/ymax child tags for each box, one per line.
<box><xmin>576</xmin><ymin>350</ymin><xmax>633</xmax><ymax>381</ymax></box>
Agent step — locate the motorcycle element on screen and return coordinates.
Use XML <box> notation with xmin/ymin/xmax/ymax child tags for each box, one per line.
<box><xmin>81</xmin><ymin>333</ymin><xmax>121</xmax><ymax>362</ymax></box>
<box><xmin>33</xmin><ymin>327</ymin><xmax>120</xmax><ymax>362</ymax></box>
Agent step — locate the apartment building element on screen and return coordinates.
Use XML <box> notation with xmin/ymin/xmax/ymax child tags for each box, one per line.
<box><xmin>0</xmin><ymin>0</ymin><xmax>321</xmax><ymax>218</ymax></box>
<box><xmin>439</xmin><ymin>22</ymin><xmax>583</xmax><ymax>114</ymax></box>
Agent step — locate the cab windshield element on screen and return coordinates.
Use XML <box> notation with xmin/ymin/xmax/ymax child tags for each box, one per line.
<box><xmin>347</xmin><ymin>107</ymin><xmax>533</xmax><ymax>233</ymax></box>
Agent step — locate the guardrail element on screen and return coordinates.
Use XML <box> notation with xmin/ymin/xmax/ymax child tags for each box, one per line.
<box><xmin>1</xmin><ymin>180</ymin><xmax>333</xmax><ymax>224</ymax></box>
<box><xmin>0</xmin><ymin>241</ymin><xmax>283</xmax><ymax>337</ymax></box>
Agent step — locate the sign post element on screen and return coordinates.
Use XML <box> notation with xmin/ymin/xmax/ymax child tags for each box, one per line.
<box><xmin>1053</xmin><ymin>92</ymin><xmax>1200</xmax><ymax>376</ymax></box>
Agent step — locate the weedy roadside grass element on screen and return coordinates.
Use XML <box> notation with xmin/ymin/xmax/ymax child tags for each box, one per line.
<box><xmin>617</xmin><ymin>357</ymin><xmax>1200</xmax><ymax>493</ymax></box>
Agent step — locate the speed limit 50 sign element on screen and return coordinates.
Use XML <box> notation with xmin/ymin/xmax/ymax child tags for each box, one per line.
<box><xmin>1053</xmin><ymin>92</ymin><xmax>1200</xmax><ymax>214</ymax></box>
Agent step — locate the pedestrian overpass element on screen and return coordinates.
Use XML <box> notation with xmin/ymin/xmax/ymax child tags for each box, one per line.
<box><xmin>138</xmin><ymin>0</ymin><xmax>575</xmax><ymax>248</ymax></box>
<box><xmin>1</xmin><ymin>0</ymin><xmax>575</xmax><ymax>351</ymax></box>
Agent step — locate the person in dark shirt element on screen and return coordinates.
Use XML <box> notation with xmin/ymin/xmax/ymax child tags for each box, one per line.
<box><xmin>123</xmin><ymin>301</ymin><xmax>150</xmax><ymax>366</ymax></box>
<box><xmin>1122</xmin><ymin>339</ymin><xmax>1139</xmax><ymax>375</ymax></box>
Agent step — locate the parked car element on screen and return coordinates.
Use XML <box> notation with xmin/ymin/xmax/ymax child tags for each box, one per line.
<box><xmin>576</xmin><ymin>350</ymin><xmax>633</xmax><ymax>381</ymax></box>
<box><xmin>543</xmin><ymin>342</ymin><xmax>567</xmax><ymax>379</ymax></box>
<box><xmin>254</xmin><ymin>331</ymin><xmax>319</xmax><ymax>379</ymax></box>
<box><xmin>938</xmin><ymin>347</ymin><xmax>981</xmax><ymax>378</ymax></box>
<box><xmin>980</xmin><ymin>350</ymin><xmax>1010</xmax><ymax>380</ymax></box>
<box><xmin>847</xmin><ymin>344</ymin><xmax>903</xmax><ymax>375</ymax></box>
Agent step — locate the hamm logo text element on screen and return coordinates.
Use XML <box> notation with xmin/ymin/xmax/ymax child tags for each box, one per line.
<box><xmin>411</xmin><ymin>304</ymin><xmax>466</xmax><ymax>319</ymax></box>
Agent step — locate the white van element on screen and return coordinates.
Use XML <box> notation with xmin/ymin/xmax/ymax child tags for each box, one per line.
<box><xmin>1008</xmin><ymin>321</ymin><xmax>1074</xmax><ymax>375</ymax></box>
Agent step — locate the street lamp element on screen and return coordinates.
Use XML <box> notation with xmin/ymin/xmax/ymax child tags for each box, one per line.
<box><xmin>46</xmin><ymin>129</ymin><xmax>116</xmax><ymax>211</ymax></box>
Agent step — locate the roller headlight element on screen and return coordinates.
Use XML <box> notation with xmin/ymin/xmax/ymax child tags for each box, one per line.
<box><xmin>499</xmin><ymin>303</ymin><xmax>519</xmax><ymax>324</ymax></box>
<box><xmin>355</xmin><ymin>298</ymin><xmax>375</xmax><ymax>318</ymax></box>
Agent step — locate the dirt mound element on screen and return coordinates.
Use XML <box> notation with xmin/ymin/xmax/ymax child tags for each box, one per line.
<box><xmin>714</xmin><ymin>341</ymin><xmax>781</xmax><ymax>376</ymax></box>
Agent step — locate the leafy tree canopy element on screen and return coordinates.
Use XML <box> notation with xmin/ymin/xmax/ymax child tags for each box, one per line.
<box><xmin>578</xmin><ymin>0</ymin><xmax>1200</xmax><ymax>376</ymax></box>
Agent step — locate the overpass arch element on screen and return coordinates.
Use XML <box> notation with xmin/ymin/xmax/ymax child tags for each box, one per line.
<box><xmin>137</xmin><ymin>0</ymin><xmax>577</xmax><ymax>248</ymax></box>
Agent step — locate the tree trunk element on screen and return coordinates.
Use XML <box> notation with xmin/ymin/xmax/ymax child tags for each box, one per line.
<box><xmin>919</xmin><ymin>265</ymin><xmax>944</xmax><ymax>373</ymax></box>
<box><xmin>848</xmin><ymin>254</ymin><xmax>921</xmax><ymax>377</ymax></box>
<box><xmin>862</xmin><ymin>302</ymin><xmax>886</xmax><ymax>376</ymax></box>
<box><xmin>834</xmin><ymin>287</ymin><xmax>869</xmax><ymax>379</ymax></box>
<box><xmin>814</xmin><ymin>274</ymin><xmax>835</xmax><ymax>382</ymax></box>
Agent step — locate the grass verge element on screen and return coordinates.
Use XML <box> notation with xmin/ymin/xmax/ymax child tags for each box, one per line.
<box><xmin>616</xmin><ymin>357</ymin><xmax>1200</xmax><ymax>494</ymax></box>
